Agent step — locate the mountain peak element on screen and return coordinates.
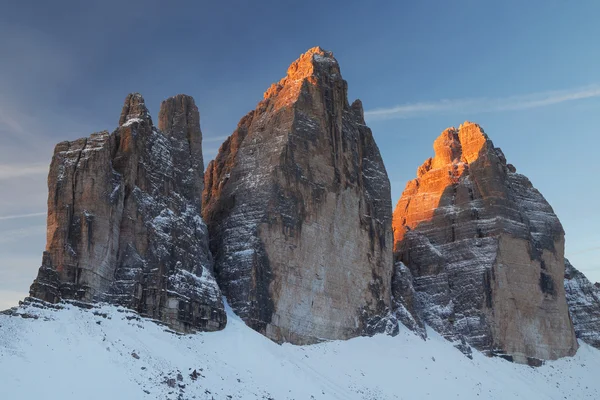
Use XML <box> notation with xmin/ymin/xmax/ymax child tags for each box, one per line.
<box><xmin>427</xmin><ymin>122</ymin><xmax>494</xmax><ymax>169</ymax></box>
<box><xmin>263</xmin><ymin>46</ymin><xmax>340</xmax><ymax>100</ymax></box>
<box><xmin>158</xmin><ymin>93</ymin><xmax>198</xmax><ymax>135</ymax></box>
<box><xmin>118</xmin><ymin>92</ymin><xmax>152</xmax><ymax>126</ymax></box>
<box><xmin>203</xmin><ymin>44</ymin><xmax>392</xmax><ymax>346</ymax></box>
<box><xmin>393</xmin><ymin>123</ymin><xmax>577</xmax><ymax>363</ymax></box>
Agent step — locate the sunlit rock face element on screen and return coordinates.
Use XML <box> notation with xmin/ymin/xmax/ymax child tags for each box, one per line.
<box><xmin>564</xmin><ymin>259</ymin><xmax>600</xmax><ymax>349</ymax></box>
<box><xmin>29</xmin><ymin>93</ymin><xmax>226</xmax><ymax>332</ymax></box>
<box><xmin>392</xmin><ymin>122</ymin><xmax>578</xmax><ymax>364</ymax></box>
<box><xmin>202</xmin><ymin>47</ymin><xmax>395</xmax><ymax>344</ymax></box>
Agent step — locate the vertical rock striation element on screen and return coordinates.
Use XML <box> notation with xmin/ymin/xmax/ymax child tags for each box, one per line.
<box><xmin>29</xmin><ymin>93</ymin><xmax>226</xmax><ymax>332</ymax></box>
<box><xmin>564</xmin><ymin>259</ymin><xmax>600</xmax><ymax>348</ymax></box>
<box><xmin>202</xmin><ymin>47</ymin><xmax>394</xmax><ymax>344</ymax></box>
<box><xmin>392</xmin><ymin>122</ymin><xmax>577</xmax><ymax>364</ymax></box>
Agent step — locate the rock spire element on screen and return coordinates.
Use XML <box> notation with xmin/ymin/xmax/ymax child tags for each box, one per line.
<box><xmin>29</xmin><ymin>93</ymin><xmax>225</xmax><ymax>332</ymax></box>
<box><xmin>392</xmin><ymin>122</ymin><xmax>578</xmax><ymax>364</ymax></box>
<box><xmin>202</xmin><ymin>47</ymin><xmax>395</xmax><ymax>344</ymax></box>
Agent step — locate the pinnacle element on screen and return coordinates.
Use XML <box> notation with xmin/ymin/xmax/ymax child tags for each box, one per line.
<box><xmin>263</xmin><ymin>47</ymin><xmax>340</xmax><ymax>100</ymax></box>
<box><xmin>304</xmin><ymin>46</ymin><xmax>334</xmax><ymax>59</ymax></box>
<box><xmin>288</xmin><ymin>46</ymin><xmax>337</xmax><ymax>75</ymax></box>
<box><xmin>119</xmin><ymin>93</ymin><xmax>152</xmax><ymax>126</ymax></box>
<box><xmin>158</xmin><ymin>93</ymin><xmax>200</xmax><ymax>137</ymax></box>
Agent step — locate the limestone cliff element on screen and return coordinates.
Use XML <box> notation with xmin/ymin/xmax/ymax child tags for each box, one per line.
<box><xmin>29</xmin><ymin>93</ymin><xmax>225</xmax><ymax>332</ymax></box>
<box><xmin>203</xmin><ymin>47</ymin><xmax>394</xmax><ymax>344</ymax></box>
<box><xmin>392</xmin><ymin>122</ymin><xmax>578</xmax><ymax>364</ymax></box>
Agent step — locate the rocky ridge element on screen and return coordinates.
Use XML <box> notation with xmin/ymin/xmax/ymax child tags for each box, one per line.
<box><xmin>202</xmin><ymin>47</ymin><xmax>396</xmax><ymax>344</ymax></box>
<box><xmin>392</xmin><ymin>122</ymin><xmax>578</xmax><ymax>364</ymax></box>
<box><xmin>29</xmin><ymin>93</ymin><xmax>225</xmax><ymax>332</ymax></box>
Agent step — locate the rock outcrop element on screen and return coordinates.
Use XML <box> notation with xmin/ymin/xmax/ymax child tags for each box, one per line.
<box><xmin>202</xmin><ymin>47</ymin><xmax>394</xmax><ymax>344</ymax></box>
<box><xmin>29</xmin><ymin>93</ymin><xmax>226</xmax><ymax>332</ymax></box>
<box><xmin>564</xmin><ymin>259</ymin><xmax>600</xmax><ymax>348</ymax></box>
<box><xmin>392</xmin><ymin>122</ymin><xmax>578</xmax><ymax>364</ymax></box>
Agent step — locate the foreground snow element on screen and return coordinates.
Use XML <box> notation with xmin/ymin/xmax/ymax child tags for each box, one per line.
<box><xmin>1</xmin><ymin>301</ymin><xmax>599</xmax><ymax>400</ymax></box>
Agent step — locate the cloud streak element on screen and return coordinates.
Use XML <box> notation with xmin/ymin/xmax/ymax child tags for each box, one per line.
<box><xmin>365</xmin><ymin>84</ymin><xmax>600</xmax><ymax>120</ymax></box>
<box><xmin>0</xmin><ymin>108</ymin><xmax>26</xmax><ymax>135</ymax></box>
<box><xmin>0</xmin><ymin>224</ymin><xmax>45</xmax><ymax>244</ymax></box>
<box><xmin>570</xmin><ymin>246</ymin><xmax>600</xmax><ymax>256</ymax></box>
<box><xmin>0</xmin><ymin>163</ymin><xmax>48</xmax><ymax>181</ymax></box>
<box><xmin>0</xmin><ymin>212</ymin><xmax>46</xmax><ymax>221</ymax></box>
<box><xmin>203</xmin><ymin>135</ymin><xmax>229</xmax><ymax>143</ymax></box>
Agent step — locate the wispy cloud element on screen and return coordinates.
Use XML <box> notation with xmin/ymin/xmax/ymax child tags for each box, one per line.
<box><xmin>0</xmin><ymin>225</ymin><xmax>45</xmax><ymax>244</ymax></box>
<box><xmin>570</xmin><ymin>246</ymin><xmax>600</xmax><ymax>256</ymax></box>
<box><xmin>0</xmin><ymin>212</ymin><xmax>46</xmax><ymax>221</ymax></box>
<box><xmin>0</xmin><ymin>163</ymin><xmax>48</xmax><ymax>181</ymax></box>
<box><xmin>203</xmin><ymin>135</ymin><xmax>229</xmax><ymax>143</ymax></box>
<box><xmin>0</xmin><ymin>108</ymin><xmax>26</xmax><ymax>135</ymax></box>
<box><xmin>365</xmin><ymin>84</ymin><xmax>600</xmax><ymax>120</ymax></box>
<box><xmin>203</xmin><ymin>147</ymin><xmax>221</xmax><ymax>162</ymax></box>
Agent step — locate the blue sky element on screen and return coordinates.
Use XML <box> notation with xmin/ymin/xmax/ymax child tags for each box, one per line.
<box><xmin>1</xmin><ymin>1</ymin><xmax>599</xmax><ymax>308</ymax></box>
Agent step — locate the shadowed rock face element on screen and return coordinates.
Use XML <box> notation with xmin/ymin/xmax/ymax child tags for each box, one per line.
<box><xmin>29</xmin><ymin>93</ymin><xmax>225</xmax><ymax>332</ymax></box>
<box><xmin>202</xmin><ymin>47</ymin><xmax>394</xmax><ymax>344</ymax></box>
<box><xmin>564</xmin><ymin>259</ymin><xmax>600</xmax><ymax>349</ymax></box>
<box><xmin>392</xmin><ymin>122</ymin><xmax>577</xmax><ymax>364</ymax></box>
<box><xmin>392</xmin><ymin>261</ymin><xmax>427</xmax><ymax>339</ymax></box>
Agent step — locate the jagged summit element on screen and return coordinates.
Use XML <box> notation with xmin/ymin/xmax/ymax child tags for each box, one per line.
<box><xmin>263</xmin><ymin>46</ymin><xmax>343</xmax><ymax>103</ymax></box>
<box><xmin>158</xmin><ymin>94</ymin><xmax>205</xmax><ymax>200</ymax></box>
<box><xmin>158</xmin><ymin>94</ymin><xmax>199</xmax><ymax>134</ymax></box>
<box><xmin>284</xmin><ymin>46</ymin><xmax>338</xmax><ymax>77</ymax></box>
<box><xmin>118</xmin><ymin>92</ymin><xmax>152</xmax><ymax>126</ymax></box>
<box><xmin>429</xmin><ymin>122</ymin><xmax>491</xmax><ymax>168</ymax></box>
<box><xmin>351</xmin><ymin>99</ymin><xmax>366</xmax><ymax>123</ymax></box>
<box><xmin>284</xmin><ymin>46</ymin><xmax>337</xmax><ymax>76</ymax></box>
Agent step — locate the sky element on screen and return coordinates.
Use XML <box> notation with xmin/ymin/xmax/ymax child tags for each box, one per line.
<box><xmin>1</xmin><ymin>0</ymin><xmax>599</xmax><ymax>309</ymax></box>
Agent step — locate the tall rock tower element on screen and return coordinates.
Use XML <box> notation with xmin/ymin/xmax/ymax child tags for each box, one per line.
<box><xmin>29</xmin><ymin>93</ymin><xmax>226</xmax><ymax>332</ymax></box>
<box><xmin>203</xmin><ymin>47</ymin><xmax>394</xmax><ymax>344</ymax></box>
<box><xmin>392</xmin><ymin>122</ymin><xmax>578</xmax><ymax>364</ymax></box>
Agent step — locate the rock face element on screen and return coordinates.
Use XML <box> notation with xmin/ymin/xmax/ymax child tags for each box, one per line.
<box><xmin>392</xmin><ymin>262</ymin><xmax>427</xmax><ymax>339</ymax></box>
<box><xmin>202</xmin><ymin>47</ymin><xmax>394</xmax><ymax>344</ymax></box>
<box><xmin>392</xmin><ymin>122</ymin><xmax>578</xmax><ymax>364</ymax></box>
<box><xmin>29</xmin><ymin>93</ymin><xmax>226</xmax><ymax>332</ymax></box>
<box><xmin>564</xmin><ymin>259</ymin><xmax>600</xmax><ymax>348</ymax></box>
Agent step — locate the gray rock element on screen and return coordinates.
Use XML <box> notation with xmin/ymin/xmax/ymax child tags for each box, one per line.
<box><xmin>564</xmin><ymin>258</ymin><xmax>600</xmax><ymax>348</ymax></box>
<box><xmin>29</xmin><ymin>93</ymin><xmax>225</xmax><ymax>332</ymax></box>
<box><xmin>203</xmin><ymin>47</ymin><xmax>394</xmax><ymax>344</ymax></box>
<box><xmin>392</xmin><ymin>262</ymin><xmax>426</xmax><ymax>339</ymax></box>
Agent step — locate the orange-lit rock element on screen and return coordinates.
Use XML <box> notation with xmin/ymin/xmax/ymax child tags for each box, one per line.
<box><xmin>392</xmin><ymin>122</ymin><xmax>578</xmax><ymax>364</ymax></box>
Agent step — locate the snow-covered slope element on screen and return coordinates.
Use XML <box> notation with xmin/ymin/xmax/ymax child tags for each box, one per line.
<box><xmin>1</xmin><ymin>300</ymin><xmax>599</xmax><ymax>400</ymax></box>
